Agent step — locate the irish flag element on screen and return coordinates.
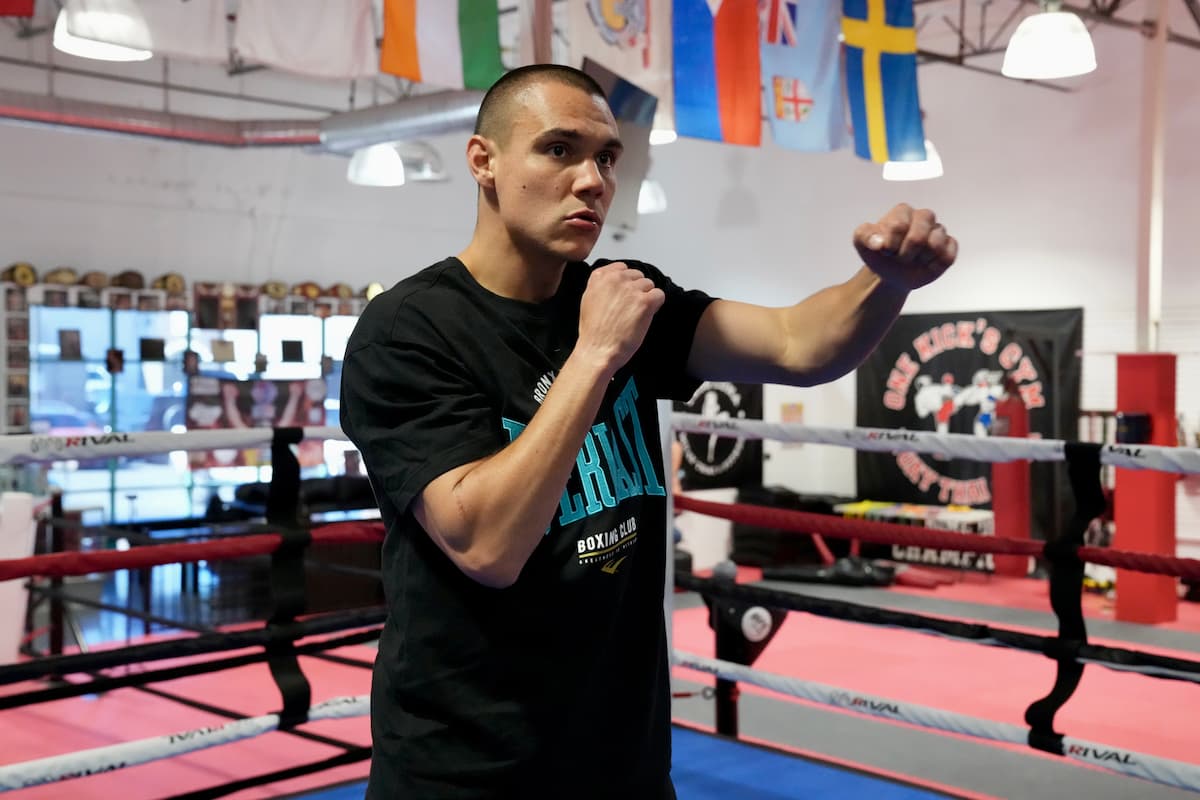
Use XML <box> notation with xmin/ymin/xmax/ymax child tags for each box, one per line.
<box><xmin>380</xmin><ymin>0</ymin><xmax>506</xmax><ymax>91</ymax></box>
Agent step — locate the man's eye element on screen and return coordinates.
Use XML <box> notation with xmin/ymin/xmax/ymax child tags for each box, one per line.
<box><xmin>598</xmin><ymin>151</ymin><xmax>616</xmax><ymax>167</ymax></box>
<box><xmin>549</xmin><ymin>144</ymin><xmax>567</xmax><ymax>157</ymax></box>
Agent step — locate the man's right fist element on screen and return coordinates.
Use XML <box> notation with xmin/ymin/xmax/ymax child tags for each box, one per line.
<box><xmin>577</xmin><ymin>262</ymin><xmax>666</xmax><ymax>376</ymax></box>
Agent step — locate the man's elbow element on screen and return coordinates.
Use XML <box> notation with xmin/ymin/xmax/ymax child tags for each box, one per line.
<box><xmin>454</xmin><ymin>546</ymin><xmax>523</xmax><ymax>589</ymax></box>
<box><xmin>778</xmin><ymin>361</ymin><xmax>850</xmax><ymax>389</ymax></box>
<box><xmin>444</xmin><ymin>510</ymin><xmax>525</xmax><ymax>589</ymax></box>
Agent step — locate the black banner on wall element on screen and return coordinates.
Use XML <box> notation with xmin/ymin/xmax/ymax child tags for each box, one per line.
<box><xmin>856</xmin><ymin>308</ymin><xmax>1082</xmax><ymax>540</ymax></box>
<box><xmin>674</xmin><ymin>381</ymin><xmax>763</xmax><ymax>491</ymax></box>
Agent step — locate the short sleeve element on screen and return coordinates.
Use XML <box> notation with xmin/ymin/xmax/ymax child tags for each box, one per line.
<box><xmin>340</xmin><ymin>329</ymin><xmax>503</xmax><ymax>516</ymax></box>
<box><xmin>627</xmin><ymin>260</ymin><xmax>716</xmax><ymax>401</ymax></box>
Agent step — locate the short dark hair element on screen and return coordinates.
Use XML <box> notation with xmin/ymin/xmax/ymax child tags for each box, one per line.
<box><xmin>474</xmin><ymin>64</ymin><xmax>609</xmax><ymax>143</ymax></box>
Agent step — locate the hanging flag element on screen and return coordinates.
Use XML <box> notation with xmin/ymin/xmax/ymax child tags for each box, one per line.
<box><xmin>841</xmin><ymin>0</ymin><xmax>925</xmax><ymax>162</ymax></box>
<box><xmin>0</xmin><ymin>0</ymin><xmax>33</xmax><ymax>17</ymax></box>
<box><xmin>64</xmin><ymin>0</ymin><xmax>227</xmax><ymax>63</ymax></box>
<box><xmin>672</xmin><ymin>0</ymin><xmax>761</xmax><ymax>146</ymax></box>
<box><xmin>234</xmin><ymin>0</ymin><xmax>377</xmax><ymax>79</ymax></box>
<box><xmin>380</xmin><ymin>0</ymin><xmax>505</xmax><ymax>91</ymax></box>
<box><xmin>761</xmin><ymin>0</ymin><xmax>846</xmax><ymax>152</ymax></box>
<box><xmin>568</xmin><ymin>0</ymin><xmax>674</xmax><ymax>133</ymax></box>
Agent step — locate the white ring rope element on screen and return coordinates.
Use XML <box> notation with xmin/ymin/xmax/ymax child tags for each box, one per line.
<box><xmin>0</xmin><ymin>694</ymin><xmax>369</xmax><ymax>792</ymax></box>
<box><xmin>671</xmin><ymin>413</ymin><xmax>1200</xmax><ymax>475</ymax></box>
<box><xmin>6</xmin><ymin>414</ymin><xmax>1197</xmax><ymax>475</ymax></box>
<box><xmin>0</xmin><ymin>426</ymin><xmax>347</xmax><ymax>466</ymax></box>
<box><xmin>673</xmin><ymin>651</ymin><xmax>1200</xmax><ymax>794</ymax></box>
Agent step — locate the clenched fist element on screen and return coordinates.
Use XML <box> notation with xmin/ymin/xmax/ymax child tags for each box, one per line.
<box><xmin>854</xmin><ymin>204</ymin><xmax>958</xmax><ymax>291</ymax></box>
<box><xmin>577</xmin><ymin>262</ymin><xmax>665</xmax><ymax>376</ymax></box>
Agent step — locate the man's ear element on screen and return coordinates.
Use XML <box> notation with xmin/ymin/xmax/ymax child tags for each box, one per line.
<box><xmin>466</xmin><ymin>134</ymin><xmax>495</xmax><ymax>189</ymax></box>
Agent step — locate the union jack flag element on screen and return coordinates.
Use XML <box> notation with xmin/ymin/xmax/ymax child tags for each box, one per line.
<box><xmin>761</xmin><ymin>0</ymin><xmax>798</xmax><ymax>46</ymax></box>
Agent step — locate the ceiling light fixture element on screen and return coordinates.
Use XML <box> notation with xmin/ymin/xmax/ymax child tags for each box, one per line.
<box><xmin>347</xmin><ymin>143</ymin><xmax>406</xmax><ymax>187</ymax></box>
<box><xmin>1002</xmin><ymin>3</ymin><xmax>1097</xmax><ymax>80</ymax></box>
<box><xmin>638</xmin><ymin>179</ymin><xmax>667</xmax><ymax>214</ymax></box>
<box><xmin>882</xmin><ymin>140</ymin><xmax>944</xmax><ymax>182</ymax></box>
<box><xmin>53</xmin><ymin>5</ymin><xmax>152</xmax><ymax>63</ymax></box>
<box><xmin>649</xmin><ymin>128</ymin><xmax>677</xmax><ymax>146</ymax></box>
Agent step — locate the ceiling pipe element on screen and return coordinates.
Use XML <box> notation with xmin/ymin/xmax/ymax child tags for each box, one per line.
<box><xmin>0</xmin><ymin>88</ymin><xmax>320</xmax><ymax>147</ymax></box>
<box><xmin>0</xmin><ymin>87</ymin><xmax>483</xmax><ymax>152</ymax></box>
<box><xmin>318</xmin><ymin>90</ymin><xmax>483</xmax><ymax>154</ymax></box>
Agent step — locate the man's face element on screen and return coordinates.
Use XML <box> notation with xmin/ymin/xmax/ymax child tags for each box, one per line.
<box><xmin>490</xmin><ymin>81</ymin><xmax>623</xmax><ymax>263</ymax></box>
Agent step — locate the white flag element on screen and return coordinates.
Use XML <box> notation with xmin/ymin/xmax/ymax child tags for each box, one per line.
<box><xmin>64</xmin><ymin>0</ymin><xmax>227</xmax><ymax>63</ymax></box>
<box><xmin>234</xmin><ymin>0</ymin><xmax>378</xmax><ymax>79</ymax></box>
<box><xmin>567</xmin><ymin>0</ymin><xmax>674</xmax><ymax>132</ymax></box>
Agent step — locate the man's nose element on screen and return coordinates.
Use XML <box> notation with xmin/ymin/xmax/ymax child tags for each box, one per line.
<box><xmin>573</xmin><ymin>159</ymin><xmax>606</xmax><ymax>196</ymax></box>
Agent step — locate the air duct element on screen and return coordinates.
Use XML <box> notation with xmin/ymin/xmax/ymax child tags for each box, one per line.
<box><xmin>318</xmin><ymin>90</ymin><xmax>483</xmax><ymax>154</ymax></box>
<box><xmin>0</xmin><ymin>87</ymin><xmax>483</xmax><ymax>152</ymax></box>
<box><xmin>0</xmin><ymin>88</ymin><xmax>321</xmax><ymax>147</ymax></box>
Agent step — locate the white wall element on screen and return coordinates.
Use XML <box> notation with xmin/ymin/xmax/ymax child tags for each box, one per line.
<box><xmin>1</xmin><ymin>23</ymin><xmax>1198</xmax><ymax>539</ymax></box>
<box><xmin>0</xmin><ymin>126</ymin><xmax>477</xmax><ymax>289</ymax></box>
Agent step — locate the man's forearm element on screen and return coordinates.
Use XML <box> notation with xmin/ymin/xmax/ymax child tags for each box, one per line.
<box><xmin>780</xmin><ymin>266</ymin><xmax>909</xmax><ymax>385</ymax></box>
<box><xmin>431</xmin><ymin>350</ymin><xmax>614</xmax><ymax>586</ymax></box>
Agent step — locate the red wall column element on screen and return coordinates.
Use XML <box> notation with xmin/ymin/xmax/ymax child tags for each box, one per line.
<box><xmin>991</xmin><ymin>391</ymin><xmax>1031</xmax><ymax>577</ymax></box>
<box><xmin>1114</xmin><ymin>353</ymin><xmax>1177</xmax><ymax>623</ymax></box>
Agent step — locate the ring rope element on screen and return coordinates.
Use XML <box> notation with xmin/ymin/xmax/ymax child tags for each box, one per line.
<box><xmin>0</xmin><ymin>607</ymin><xmax>386</xmax><ymax>687</ymax></box>
<box><xmin>673</xmin><ymin>651</ymin><xmax>1200</xmax><ymax>794</ymax></box>
<box><xmin>676</xmin><ymin>573</ymin><xmax>1200</xmax><ymax>685</ymax></box>
<box><xmin>0</xmin><ymin>627</ymin><xmax>379</xmax><ymax>713</ymax></box>
<box><xmin>0</xmin><ymin>694</ymin><xmax>369</xmax><ymax>792</ymax></box>
<box><xmin>672</xmin><ymin>413</ymin><xmax>1200</xmax><ymax>474</ymax></box>
<box><xmin>5</xmin><ymin>416</ymin><xmax>1194</xmax><ymax>473</ymax></box>
<box><xmin>0</xmin><ymin>426</ymin><xmax>347</xmax><ymax>466</ymax></box>
<box><xmin>674</xmin><ymin>495</ymin><xmax>1200</xmax><ymax>582</ymax></box>
<box><xmin>163</xmin><ymin>746</ymin><xmax>373</xmax><ymax>800</ymax></box>
<box><xmin>677</xmin><ymin>495</ymin><xmax>1043</xmax><ymax>556</ymax></box>
<box><xmin>0</xmin><ymin>520</ymin><xmax>385</xmax><ymax>583</ymax></box>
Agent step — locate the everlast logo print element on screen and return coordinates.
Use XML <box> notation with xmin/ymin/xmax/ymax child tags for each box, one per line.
<box><xmin>502</xmin><ymin>376</ymin><xmax>664</xmax><ymax>568</ymax></box>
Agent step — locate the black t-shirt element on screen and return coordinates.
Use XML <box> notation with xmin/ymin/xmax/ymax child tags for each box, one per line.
<box><xmin>341</xmin><ymin>257</ymin><xmax>715</xmax><ymax>799</ymax></box>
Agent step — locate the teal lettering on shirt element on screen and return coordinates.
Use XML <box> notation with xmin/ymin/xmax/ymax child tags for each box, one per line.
<box><xmin>499</xmin><ymin>375</ymin><xmax>665</xmax><ymax>531</ymax></box>
<box><xmin>576</xmin><ymin>432</ymin><xmax>617</xmax><ymax>513</ymax></box>
<box><xmin>614</xmin><ymin>378</ymin><xmax>666</xmax><ymax>497</ymax></box>
<box><xmin>501</xmin><ymin>417</ymin><xmax>527</xmax><ymax>441</ymax></box>
<box><xmin>592</xmin><ymin>421</ymin><xmax>642</xmax><ymax>503</ymax></box>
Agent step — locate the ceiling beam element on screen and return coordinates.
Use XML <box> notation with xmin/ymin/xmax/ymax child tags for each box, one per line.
<box><xmin>917</xmin><ymin>49</ymin><xmax>1074</xmax><ymax>91</ymax></box>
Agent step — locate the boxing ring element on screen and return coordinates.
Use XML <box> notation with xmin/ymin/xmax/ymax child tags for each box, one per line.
<box><xmin>0</xmin><ymin>417</ymin><xmax>1196</xmax><ymax>797</ymax></box>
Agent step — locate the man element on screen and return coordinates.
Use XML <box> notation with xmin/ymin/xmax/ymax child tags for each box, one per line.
<box><xmin>341</xmin><ymin>64</ymin><xmax>956</xmax><ymax>799</ymax></box>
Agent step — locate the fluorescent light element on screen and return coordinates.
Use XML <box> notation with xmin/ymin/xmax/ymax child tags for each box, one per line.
<box><xmin>1002</xmin><ymin>11</ymin><xmax>1096</xmax><ymax>80</ymax></box>
<box><xmin>649</xmin><ymin>128</ymin><xmax>677</xmax><ymax>146</ymax></box>
<box><xmin>347</xmin><ymin>144</ymin><xmax>406</xmax><ymax>187</ymax></box>
<box><xmin>53</xmin><ymin>9</ymin><xmax>152</xmax><ymax>63</ymax></box>
<box><xmin>882</xmin><ymin>140</ymin><xmax>944</xmax><ymax>182</ymax></box>
<box><xmin>638</xmin><ymin>179</ymin><xmax>667</xmax><ymax>214</ymax></box>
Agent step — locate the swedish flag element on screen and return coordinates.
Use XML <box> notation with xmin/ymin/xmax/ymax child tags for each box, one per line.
<box><xmin>842</xmin><ymin>0</ymin><xmax>926</xmax><ymax>163</ymax></box>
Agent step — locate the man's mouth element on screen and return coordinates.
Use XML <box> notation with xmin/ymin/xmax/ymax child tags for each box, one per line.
<box><xmin>566</xmin><ymin>210</ymin><xmax>601</xmax><ymax>227</ymax></box>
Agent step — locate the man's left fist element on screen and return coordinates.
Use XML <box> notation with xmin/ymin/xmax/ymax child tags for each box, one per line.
<box><xmin>853</xmin><ymin>204</ymin><xmax>958</xmax><ymax>291</ymax></box>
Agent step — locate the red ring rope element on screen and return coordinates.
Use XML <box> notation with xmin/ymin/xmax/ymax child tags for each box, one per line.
<box><xmin>0</xmin><ymin>521</ymin><xmax>385</xmax><ymax>582</ymax></box>
<box><xmin>674</xmin><ymin>495</ymin><xmax>1200</xmax><ymax>582</ymax></box>
<box><xmin>6</xmin><ymin>500</ymin><xmax>1200</xmax><ymax>584</ymax></box>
